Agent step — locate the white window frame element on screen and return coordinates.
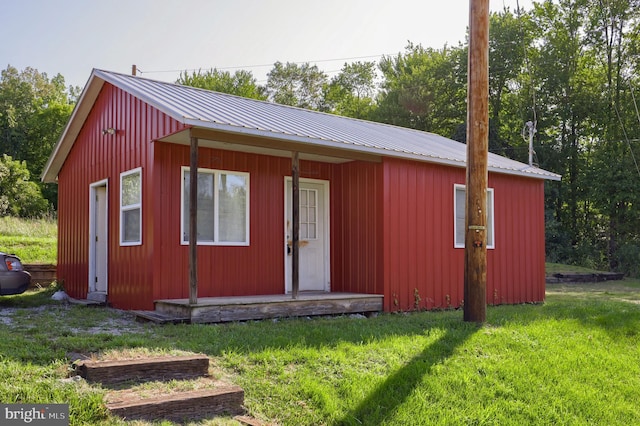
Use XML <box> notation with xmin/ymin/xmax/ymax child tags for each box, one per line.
<box><xmin>120</xmin><ymin>167</ymin><xmax>142</xmax><ymax>246</ymax></box>
<box><xmin>454</xmin><ymin>184</ymin><xmax>495</xmax><ymax>249</ymax></box>
<box><xmin>180</xmin><ymin>166</ymin><xmax>250</xmax><ymax>246</ymax></box>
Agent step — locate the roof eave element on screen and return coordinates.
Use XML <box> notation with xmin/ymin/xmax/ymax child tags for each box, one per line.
<box><xmin>184</xmin><ymin>119</ymin><xmax>562</xmax><ymax>181</ymax></box>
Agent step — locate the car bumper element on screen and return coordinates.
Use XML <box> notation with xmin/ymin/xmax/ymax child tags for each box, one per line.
<box><xmin>0</xmin><ymin>271</ymin><xmax>31</xmax><ymax>295</ymax></box>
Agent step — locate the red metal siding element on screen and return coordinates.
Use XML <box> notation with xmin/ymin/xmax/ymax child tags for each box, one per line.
<box><xmin>57</xmin><ymin>83</ymin><xmax>546</xmax><ymax>312</ymax></box>
<box><xmin>381</xmin><ymin>157</ymin><xmax>546</xmax><ymax>312</ymax></box>
<box><xmin>151</xmin><ymin>143</ymin><xmax>332</xmax><ymax>301</ymax></box>
<box><xmin>330</xmin><ymin>161</ymin><xmax>383</xmax><ymax>295</ymax></box>
<box><xmin>382</xmin><ymin>158</ymin><xmax>462</xmax><ymax>311</ymax></box>
<box><xmin>488</xmin><ymin>174</ymin><xmax>546</xmax><ymax>305</ymax></box>
<box><xmin>57</xmin><ymin>83</ymin><xmax>186</xmax><ymax>309</ymax></box>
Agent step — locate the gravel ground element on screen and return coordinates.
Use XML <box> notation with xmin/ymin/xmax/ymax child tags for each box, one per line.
<box><xmin>0</xmin><ymin>300</ymin><xmax>149</xmax><ymax>335</ymax></box>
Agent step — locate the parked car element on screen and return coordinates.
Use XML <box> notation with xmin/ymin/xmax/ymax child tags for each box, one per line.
<box><xmin>0</xmin><ymin>252</ymin><xmax>31</xmax><ymax>295</ymax></box>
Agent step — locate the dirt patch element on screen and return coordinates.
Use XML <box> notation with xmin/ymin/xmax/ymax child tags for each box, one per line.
<box><xmin>66</xmin><ymin>314</ymin><xmax>146</xmax><ymax>336</ymax></box>
<box><xmin>546</xmin><ymin>281</ymin><xmax>640</xmax><ymax>304</ymax></box>
<box><xmin>547</xmin><ymin>282</ymin><xmax>640</xmax><ymax>293</ymax></box>
<box><xmin>0</xmin><ymin>302</ymin><xmax>148</xmax><ymax>335</ymax></box>
<box><xmin>0</xmin><ymin>305</ymin><xmax>50</xmax><ymax>325</ymax></box>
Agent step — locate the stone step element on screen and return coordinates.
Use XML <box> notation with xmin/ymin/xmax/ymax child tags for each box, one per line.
<box><xmin>87</xmin><ymin>291</ymin><xmax>107</xmax><ymax>303</ymax></box>
<box><xmin>67</xmin><ymin>297</ymin><xmax>105</xmax><ymax>307</ymax></box>
<box><xmin>74</xmin><ymin>355</ymin><xmax>209</xmax><ymax>385</ymax></box>
<box><xmin>106</xmin><ymin>386</ymin><xmax>244</xmax><ymax>422</ymax></box>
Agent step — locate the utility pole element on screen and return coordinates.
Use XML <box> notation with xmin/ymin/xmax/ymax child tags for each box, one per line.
<box><xmin>464</xmin><ymin>0</ymin><xmax>489</xmax><ymax>323</ymax></box>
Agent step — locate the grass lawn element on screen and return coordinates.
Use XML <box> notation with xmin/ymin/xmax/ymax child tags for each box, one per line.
<box><xmin>1</xmin><ymin>280</ymin><xmax>639</xmax><ymax>425</ymax></box>
<box><xmin>0</xmin><ymin>216</ymin><xmax>57</xmax><ymax>264</ymax></box>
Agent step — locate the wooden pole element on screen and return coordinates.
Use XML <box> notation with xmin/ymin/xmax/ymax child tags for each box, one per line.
<box><xmin>464</xmin><ymin>0</ymin><xmax>489</xmax><ymax>323</ymax></box>
<box><xmin>291</xmin><ymin>151</ymin><xmax>300</xmax><ymax>299</ymax></box>
<box><xmin>132</xmin><ymin>64</ymin><xmax>137</xmax><ymax>76</ymax></box>
<box><xmin>189</xmin><ymin>133</ymin><xmax>198</xmax><ymax>305</ymax></box>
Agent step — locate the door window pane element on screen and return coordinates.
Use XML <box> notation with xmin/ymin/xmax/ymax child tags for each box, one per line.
<box><xmin>300</xmin><ymin>189</ymin><xmax>317</xmax><ymax>239</ymax></box>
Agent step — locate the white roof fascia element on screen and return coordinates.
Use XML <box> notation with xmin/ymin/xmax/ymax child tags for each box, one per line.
<box><xmin>41</xmin><ymin>72</ymin><xmax>105</xmax><ymax>182</ymax></box>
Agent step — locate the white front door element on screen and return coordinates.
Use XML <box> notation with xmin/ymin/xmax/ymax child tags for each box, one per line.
<box><xmin>285</xmin><ymin>178</ymin><xmax>330</xmax><ymax>293</ymax></box>
<box><xmin>89</xmin><ymin>181</ymin><xmax>108</xmax><ymax>295</ymax></box>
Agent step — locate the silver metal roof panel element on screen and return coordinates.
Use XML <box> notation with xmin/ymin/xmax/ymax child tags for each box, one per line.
<box><xmin>42</xmin><ymin>69</ymin><xmax>561</xmax><ymax>182</ymax></box>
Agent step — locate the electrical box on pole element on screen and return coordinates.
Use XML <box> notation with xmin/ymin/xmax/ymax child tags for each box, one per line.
<box><xmin>464</xmin><ymin>0</ymin><xmax>489</xmax><ymax>323</ymax></box>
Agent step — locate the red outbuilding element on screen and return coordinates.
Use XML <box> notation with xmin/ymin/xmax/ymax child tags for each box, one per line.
<box><xmin>42</xmin><ymin>69</ymin><xmax>560</xmax><ymax>319</ymax></box>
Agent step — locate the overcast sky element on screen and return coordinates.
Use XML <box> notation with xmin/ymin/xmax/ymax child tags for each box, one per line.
<box><xmin>2</xmin><ymin>0</ymin><xmax>534</xmax><ymax>89</ymax></box>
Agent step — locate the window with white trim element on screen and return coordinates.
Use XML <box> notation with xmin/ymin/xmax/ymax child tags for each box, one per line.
<box><xmin>120</xmin><ymin>168</ymin><xmax>142</xmax><ymax>245</ymax></box>
<box><xmin>181</xmin><ymin>167</ymin><xmax>249</xmax><ymax>245</ymax></box>
<box><xmin>454</xmin><ymin>184</ymin><xmax>495</xmax><ymax>249</ymax></box>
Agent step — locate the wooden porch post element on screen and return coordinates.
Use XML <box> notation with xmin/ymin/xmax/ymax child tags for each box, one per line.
<box><xmin>189</xmin><ymin>132</ymin><xmax>198</xmax><ymax>305</ymax></box>
<box><xmin>464</xmin><ymin>0</ymin><xmax>489</xmax><ymax>323</ymax></box>
<box><xmin>291</xmin><ymin>151</ymin><xmax>300</xmax><ymax>299</ymax></box>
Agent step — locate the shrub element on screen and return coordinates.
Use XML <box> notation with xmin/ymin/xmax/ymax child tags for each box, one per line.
<box><xmin>0</xmin><ymin>154</ymin><xmax>51</xmax><ymax>218</ymax></box>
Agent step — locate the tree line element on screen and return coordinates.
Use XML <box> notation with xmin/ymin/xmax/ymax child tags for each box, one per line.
<box><xmin>2</xmin><ymin>0</ymin><xmax>640</xmax><ymax>275</ymax></box>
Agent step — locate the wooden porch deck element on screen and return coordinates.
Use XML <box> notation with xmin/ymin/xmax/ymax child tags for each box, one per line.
<box><xmin>134</xmin><ymin>292</ymin><xmax>384</xmax><ymax>324</ymax></box>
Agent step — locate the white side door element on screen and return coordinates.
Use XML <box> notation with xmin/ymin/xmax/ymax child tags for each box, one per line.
<box><xmin>285</xmin><ymin>178</ymin><xmax>330</xmax><ymax>293</ymax></box>
<box><xmin>89</xmin><ymin>182</ymin><xmax>108</xmax><ymax>295</ymax></box>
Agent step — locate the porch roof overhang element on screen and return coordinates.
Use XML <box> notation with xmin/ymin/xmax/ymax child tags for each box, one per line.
<box><xmin>158</xmin><ymin>127</ymin><xmax>382</xmax><ymax>164</ymax></box>
<box><xmin>42</xmin><ymin>68</ymin><xmax>562</xmax><ymax>183</ymax></box>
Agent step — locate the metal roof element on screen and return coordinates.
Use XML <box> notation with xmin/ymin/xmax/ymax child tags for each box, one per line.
<box><xmin>42</xmin><ymin>69</ymin><xmax>561</xmax><ymax>182</ymax></box>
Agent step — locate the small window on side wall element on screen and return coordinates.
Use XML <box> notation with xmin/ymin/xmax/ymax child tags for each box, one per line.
<box><xmin>120</xmin><ymin>168</ymin><xmax>142</xmax><ymax>246</ymax></box>
<box><xmin>454</xmin><ymin>184</ymin><xmax>494</xmax><ymax>249</ymax></box>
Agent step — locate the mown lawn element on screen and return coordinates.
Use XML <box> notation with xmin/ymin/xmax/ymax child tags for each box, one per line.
<box><xmin>1</xmin><ymin>280</ymin><xmax>639</xmax><ymax>426</ymax></box>
<box><xmin>0</xmin><ymin>216</ymin><xmax>57</xmax><ymax>264</ymax></box>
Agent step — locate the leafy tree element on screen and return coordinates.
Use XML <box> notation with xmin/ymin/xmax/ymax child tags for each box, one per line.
<box><xmin>504</xmin><ymin>0</ymin><xmax>640</xmax><ymax>274</ymax></box>
<box><xmin>488</xmin><ymin>8</ymin><xmax>530</xmax><ymax>158</ymax></box>
<box><xmin>529</xmin><ymin>0</ymin><xmax>595</xmax><ymax>254</ymax></box>
<box><xmin>375</xmin><ymin>42</ymin><xmax>467</xmax><ymax>137</ymax></box>
<box><xmin>582</xmin><ymin>0</ymin><xmax>640</xmax><ymax>271</ymax></box>
<box><xmin>176</xmin><ymin>68</ymin><xmax>267</xmax><ymax>100</ymax></box>
<box><xmin>266</xmin><ymin>62</ymin><xmax>328</xmax><ymax>110</ymax></box>
<box><xmin>0</xmin><ymin>66</ymin><xmax>77</xmax><ymax>208</ymax></box>
<box><xmin>323</xmin><ymin>61</ymin><xmax>378</xmax><ymax>119</ymax></box>
<box><xmin>0</xmin><ymin>154</ymin><xmax>50</xmax><ymax>217</ymax></box>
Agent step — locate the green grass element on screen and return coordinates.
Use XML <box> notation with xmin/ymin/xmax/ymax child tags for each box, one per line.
<box><xmin>1</xmin><ymin>219</ymin><xmax>638</xmax><ymax>424</ymax></box>
<box><xmin>1</xmin><ymin>283</ymin><xmax>639</xmax><ymax>425</ymax></box>
<box><xmin>0</xmin><ymin>216</ymin><xmax>57</xmax><ymax>263</ymax></box>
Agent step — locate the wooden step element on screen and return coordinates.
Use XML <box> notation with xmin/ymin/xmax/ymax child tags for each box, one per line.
<box><xmin>74</xmin><ymin>355</ymin><xmax>209</xmax><ymax>385</ymax></box>
<box><xmin>548</xmin><ymin>272</ymin><xmax>625</xmax><ymax>283</ymax></box>
<box><xmin>132</xmin><ymin>309</ymin><xmax>190</xmax><ymax>324</ymax></box>
<box><xmin>106</xmin><ymin>386</ymin><xmax>244</xmax><ymax>422</ymax></box>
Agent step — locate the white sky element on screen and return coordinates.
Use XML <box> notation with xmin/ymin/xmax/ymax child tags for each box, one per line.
<box><xmin>1</xmin><ymin>0</ymin><xmax>534</xmax><ymax>90</ymax></box>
